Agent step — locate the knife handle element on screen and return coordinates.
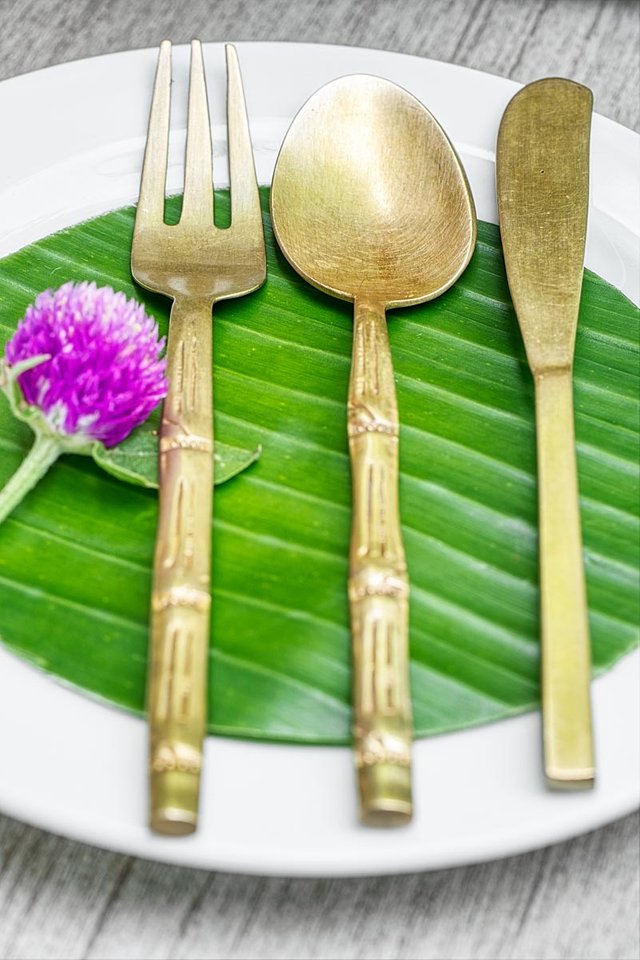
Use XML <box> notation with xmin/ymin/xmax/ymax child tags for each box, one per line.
<box><xmin>148</xmin><ymin>296</ymin><xmax>214</xmax><ymax>834</ymax></box>
<box><xmin>534</xmin><ymin>367</ymin><xmax>594</xmax><ymax>788</ymax></box>
<box><xmin>348</xmin><ymin>300</ymin><xmax>413</xmax><ymax>826</ymax></box>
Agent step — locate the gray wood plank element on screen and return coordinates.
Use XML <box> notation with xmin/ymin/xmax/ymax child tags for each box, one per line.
<box><xmin>169</xmin><ymin>812</ymin><xmax>640</xmax><ymax>960</ymax></box>
<box><xmin>1</xmin><ymin>0</ymin><xmax>638</xmax><ymax>129</ymax></box>
<box><xmin>0</xmin><ymin>812</ymin><xmax>637</xmax><ymax>960</ymax></box>
<box><xmin>513</xmin><ymin>0</ymin><xmax>640</xmax><ymax>131</ymax></box>
<box><xmin>0</xmin><ymin>815</ymin><xmax>128</xmax><ymax>960</ymax></box>
<box><xmin>0</xmin><ymin>1</ymin><xmax>638</xmax><ymax>959</ymax></box>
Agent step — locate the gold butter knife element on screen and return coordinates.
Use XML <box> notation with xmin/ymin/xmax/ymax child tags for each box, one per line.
<box><xmin>497</xmin><ymin>78</ymin><xmax>595</xmax><ymax>789</ymax></box>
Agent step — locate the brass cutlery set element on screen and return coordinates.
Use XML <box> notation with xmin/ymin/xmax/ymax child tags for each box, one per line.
<box><xmin>134</xmin><ymin>41</ymin><xmax>595</xmax><ymax>835</ymax></box>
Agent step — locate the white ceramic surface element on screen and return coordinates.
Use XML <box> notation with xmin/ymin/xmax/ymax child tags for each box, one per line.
<box><xmin>0</xmin><ymin>42</ymin><xmax>637</xmax><ymax>877</ymax></box>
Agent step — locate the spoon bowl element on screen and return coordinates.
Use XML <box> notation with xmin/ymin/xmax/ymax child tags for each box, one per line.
<box><xmin>271</xmin><ymin>74</ymin><xmax>476</xmax><ymax>827</ymax></box>
<box><xmin>271</xmin><ymin>74</ymin><xmax>476</xmax><ymax>308</ymax></box>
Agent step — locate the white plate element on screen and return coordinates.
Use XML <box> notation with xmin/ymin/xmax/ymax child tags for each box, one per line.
<box><xmin>0</xmin><ymin>42</ymin><xmax>638</xmax><ymax>877</ymax></box>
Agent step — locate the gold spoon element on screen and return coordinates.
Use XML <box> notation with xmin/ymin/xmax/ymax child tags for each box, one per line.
<box><xmin>271</xmin><ymin>75</ymin><xmax>476</xmax><ymax>825</ymax></box>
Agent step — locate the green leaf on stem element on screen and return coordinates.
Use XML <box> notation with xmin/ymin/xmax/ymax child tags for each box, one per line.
<box><xmin>92</xmin><ymin>411</ymin><xmax>261</xmax><ymax>488</ymax></box>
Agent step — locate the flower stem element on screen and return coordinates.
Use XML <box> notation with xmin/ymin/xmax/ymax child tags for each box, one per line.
<box><xmin>0</xmin><ymin>433</ymin><xmax>62</xmax><ymax>525</ymax></box>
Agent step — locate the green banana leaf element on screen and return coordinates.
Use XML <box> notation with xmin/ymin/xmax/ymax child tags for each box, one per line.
<box><xmin>0</xmin><ymin>189</ymin><xmax>638</xmax><ymax>744</ymax></box>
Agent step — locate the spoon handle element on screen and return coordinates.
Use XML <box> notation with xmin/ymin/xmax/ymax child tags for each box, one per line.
<box><xmin>348</xmin><ymin>300</ymin><xmax>413</xmax><ymax>826</ymax></box>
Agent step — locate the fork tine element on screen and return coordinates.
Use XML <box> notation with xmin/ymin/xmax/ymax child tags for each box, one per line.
<box><xmin>136</xmin><ymin>40</ymin><xmax>172</xmax><ymax>228</ymax></box>
<box><xmin>181</xmin><ymin>39</ymin><xmax>214</xmax><ymax>226</ymax></box>
<box><xmin>225</xmin><ymin>44</ymin><xmax>262</xmax><ymax>232</ymax></box>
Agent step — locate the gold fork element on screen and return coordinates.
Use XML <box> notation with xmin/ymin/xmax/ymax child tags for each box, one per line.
<box><xmin>132</xmin><ymin>40</ymin><xmax>266</xmax><ymax>835</ymax></box>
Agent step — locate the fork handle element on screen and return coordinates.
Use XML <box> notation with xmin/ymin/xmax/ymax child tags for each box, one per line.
<box><xmin>348</xmin><ymin>300</ymin><xmax>413</xmax><ymax>827</ymax></box>
<box><xmin>148</xmin><ymin>296</ymin><xmax>214</xmax><ymax>835</ymax></box>
<box><xmin>534</xmin><ymin>367</ymin><xmax>594</xmax><ymax>788</ymax></box>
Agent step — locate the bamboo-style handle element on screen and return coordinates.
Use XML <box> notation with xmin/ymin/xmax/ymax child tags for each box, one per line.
<box><xmin>534</xmin><ymin>367</ymin><xmax>594</xmax><ymax>789</ymax></box>
<box><xmin>148</xmin><ymin>296</ymin><xmax>214</xmax><ymax>834</ymax></box>
<box><xmin>348</xmin><ymin>299</ymin><xmax>413</xmax><ymax>826</ymax></box>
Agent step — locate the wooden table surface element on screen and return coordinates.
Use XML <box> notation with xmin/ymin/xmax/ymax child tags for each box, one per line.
<box><xmin>0</xmin><ymin>1</ymin><xmax>638</xmax><ymax>958</ymax></box>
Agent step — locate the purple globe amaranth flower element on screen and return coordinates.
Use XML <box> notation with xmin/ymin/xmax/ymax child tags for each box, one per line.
<box><xmin>6</xmin><ymin>281</ymin><xmax>167</xmax><ymax>447</ymax></box>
